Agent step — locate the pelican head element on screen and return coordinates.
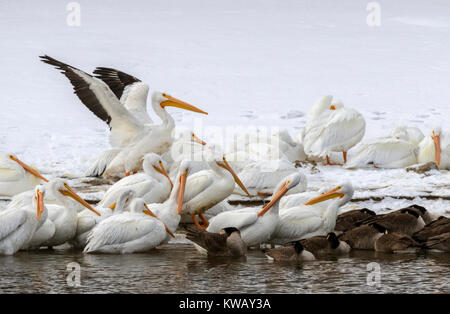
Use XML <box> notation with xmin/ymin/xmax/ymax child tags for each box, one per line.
<box><xmin>304</xmin><ymin>182</ymin><xmax>354</xmax><ymax>206</ymax></box>
<box><xmin>142</xmin><ymin>153</ymin><xmax>173</xmax><ymax>188</ymax></box>
<box><xmin>214</xmin><ymin>155</ymin><xmax>252</xmax><ymax>198</ymax></box>
<box><xmin>258</xmin><ymin>172</ymin><xmax>305</xmax><ymax>217</ymax></box>
<box><xmin>109</xmin><ymin>188</ymin><xmax>136</xmax><ymax>212</ymax></box>
<box><xmin>151</xmin><ymin>91</ymin><xmax>208</xmax><ymax>115</ymax></box>
<box><xmin>330</xmin><ymin>100</ymin><xmax>344</xmax><ymax>111</ymax></box>
<box><xmin>49</xmin><ymin>179</ymin><xmax>101</xmax><ymax>216</ymax></box>
<box><xmin>7</xmin><ymin>153</ymin><xmax>48</xmax><ymax>182</ymax></box>
<box><xmin>133</xmin><ymin>197</ymin><xmax>176</xmax><ymax>238</ymax></box>
<box><xmin>34</xmin><ymin>184</ymin><xmax>46</xmax><ymax>221</ymax></box>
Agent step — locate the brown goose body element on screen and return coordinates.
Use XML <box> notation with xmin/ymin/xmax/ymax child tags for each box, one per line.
<box><xmin>424</xmin><ymin>232</ymin><xmax>450</xmax><ymax>252</ymax></box>
<box><xmin>374</xmin><ymin>232</ymin><xmax>420</xmax><ymax>253</ymax></box>
<box><xmin>185</xmin><ymin>225</ymin><xmax>247</xmax><ymax>257</ymax></box>
<box><xmin>413</xmin><ymin>216</ymin><xmax>450</xmax><ymax>243</ymax></box>
<box><xmin>335</xmin><ymin>208</ymin><xmax>376</xmax><ymax>234</ymax></box>
<box><xmin>301</xmin><ymin>232</ymin><xmax>350</xmax><ymax>255</ymax></box>
<box><xmin>339</xmin><ymin>223</ymin><xmax>386</xmax><ymax>250</ymax></box>
<box><xmin>400</xmin><ymin>204</ymin><xmax>434</xmax><ymax>224</ymax></box>
<box><xmin>266</xmin><ymin>241</ymin><xmax>315</xmax><ymax>262</ymax></box>
<box><xmin>360</xmin><ymin>209</ymin><xmax>425</xmax><ymax>235</ymax></box>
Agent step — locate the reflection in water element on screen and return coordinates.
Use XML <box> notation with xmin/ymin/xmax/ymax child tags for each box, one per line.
<box><xmin>0</xmin><ymin>243</ymin><xmax>449</xmax><ymax>293</ymax></box>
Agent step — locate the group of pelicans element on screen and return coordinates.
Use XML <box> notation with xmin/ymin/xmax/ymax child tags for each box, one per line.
<box><xmin>0</xmin><ymin>55</ymin><xmax>449</xmax><ymax>262</ymax></box>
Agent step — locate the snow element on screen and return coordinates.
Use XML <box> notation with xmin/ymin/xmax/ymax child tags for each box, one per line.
<box><xmin>1</xmin><ymin>0</ymin><xmax>450</xmax><ymax>215</ymax></box>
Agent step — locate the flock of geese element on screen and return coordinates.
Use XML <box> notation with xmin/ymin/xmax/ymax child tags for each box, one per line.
<box><xmin>0</xmin><ymin>55</ymin><xmax>449</xmax><ymax>262</ymax></box>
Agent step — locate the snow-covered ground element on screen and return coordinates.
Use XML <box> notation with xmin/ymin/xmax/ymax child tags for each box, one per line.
<box><xmin>1</xmin><ymin>0</ymin><xmax>449</xmax><ymax>215</ymax></box>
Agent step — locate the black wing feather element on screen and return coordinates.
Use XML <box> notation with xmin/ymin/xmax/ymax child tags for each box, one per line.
<box><xmin>40</xmin><ymin>55</ymin><xmax>112</xmax><ymax>125</ymax></box>
<box><xmin>93</xmin><ymin>67</ymin><xmax>141</xmax><ymax>99</ymax></box>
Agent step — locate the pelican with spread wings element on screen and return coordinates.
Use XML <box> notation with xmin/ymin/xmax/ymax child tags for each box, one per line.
<box><xmin>40</xmin><ymin>55</ymin><xmax>208</xmax><ymax>177</ymax></box>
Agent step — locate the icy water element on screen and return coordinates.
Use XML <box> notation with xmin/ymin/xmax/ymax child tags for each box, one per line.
<box><xmin>1</xmin><ymin>242</ymin><xmax>449</xmax><ymax>294</ymax></box>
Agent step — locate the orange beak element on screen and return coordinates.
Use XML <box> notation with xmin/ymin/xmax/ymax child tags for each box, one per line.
<box><xmin>154</xmin><ymin>161</ymin><xmax>173</xmax><ymax>189</ymax></box>
<box><xmin>35</xmin><ymin>189</ymin><xmax>45</xmax><ymax>221</ymax></box>
<box><xmin>432</xmin><ymin>131</ymin><xmax>441</xmax><ymax>166</ymax></box>
<box><xmin>109</xmin><ymin>203</ymin><xmax>116</xmax><ymax>211</ymax></box>
<box><xmin>330</xmin><ymin>105</ymin><xmax>336</xmax><ymax>110</ymax></box>
<box><xmin>59</xmin><ymin>183</ymin><xmax>101</xmax><ymax>216</ymax></box>
<box><xmin>177</xmin><ymin>169</ymin><xmax>188</xmax><ymax>215</ymax></box>
<box><xmin>258</xmin><ymin>181</ymin><xmax>290</xmax><ymax>217</ymax></box>
<box><xmin>10</xmin><ymin>155</ymin><xmax>48</xmax><ymax>182</ymax></box>
<box><xmin>304</xmin><ymin>186</ymin><xmax>344</xmax><ymax>205</ymax></box>
<box><xmin>142</xmin><ymin>204</ymin><xmax>175</xmax><ymax>238</ymax></box>
<box><xmin>218</xmin><ymin>157</ymin><xmax>252</xmax><ymax>198</ymax></box>
<box><xmin>191</xmin><ymin>133</ymin><xmax>207</xmax><ymax>145</ymax></box>
<box><xmin>161</xmin><ymin>95</ymin><xmax>208</xmax><ymax>115</ymax></box>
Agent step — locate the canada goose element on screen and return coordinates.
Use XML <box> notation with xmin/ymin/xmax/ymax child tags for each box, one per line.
<box><xmin>339</xmin><ymin>223</ymin><xmax>386</xmax><ymax>250</ymax></box>
<box><xmin>413</xmin><ymin>216</ymin><xmax>450</xmax><ymax>243</ymax></box>
<box><xmin>184</xmin><ymin>225</ymin><xmax>247</xmax><ymax>257</ymax></box>
<box><xmin>335</xmin><ymin>208</ymin><xmax>376</xmax><ymax>234</ymax></box>
<box><xmin>401</xmin><ymin>204</ymin><xmax>434</xmax><ymax>224</ymax></box>
<box><xmin>300</xmin><ymin>232</ymin><xmax>351</xmax><ymax>255</ymax></box>
<box><xmin>360</xmin><ymin>208</ymin><xmax>425</xmax><ymax>235</ymax></box>
<box><xmin>424</xmin><ymin>232</ymin><xmax>450</xmax><ymax>252</ymax></box>
<box><xmin>265</xmin><ymin>241</ymin><xmax>315</xmax><ymax>262</ymax></box>
<box><xmin>374</xmin><ymin>232</ymin><xmax>420</xmax><ymax>253</ymax></box>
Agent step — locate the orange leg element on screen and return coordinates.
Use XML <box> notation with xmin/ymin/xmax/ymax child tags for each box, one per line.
<box><xmin>198</xmin><ymin>213</ymin><xmax>209</xmax><ymax>228</ymax></box>
<box><xmin>192</xmin><ymin>214</ymin><xmax>208</xmax><ymax>230</ymax></box>
<box><xmin>343</xmin><ymin>151</ymin><xmax>347</xmax><ymax>164</ymax></box>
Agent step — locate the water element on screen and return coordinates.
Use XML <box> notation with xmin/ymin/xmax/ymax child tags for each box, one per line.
<box><xmin>1</xmin><ymin>242</ymin><xmax>449</xmax><ymax>294</ymax></box>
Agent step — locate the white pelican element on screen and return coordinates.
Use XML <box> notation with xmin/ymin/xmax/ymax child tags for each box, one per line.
<box><xmin>417</xmin><ymin>127</ymin><xmax>450</xmax><ymax>169</ymax></box>
<box><xmin>72</xmin><ymin>189</ymin><xmax>135</xmax><ymax>249</ymax></box>
<box><xmin>32</xmin><ymin>179</ymin><xmax>101</xmax><ymax>248</ymax></box>
<box><xmin>0</xmin><ymin>185</ymin><xmax>47</xmax><ymax>255</ymax></box>
<box><xmin>345</xmin><ymin>137</ymin><xmax>418</xmax><ymax>169</ymax></box>
<box><xmin>344</xmin><ymin>126</ymin><xmax>424</xmax><ymax>169</ymax></box>
<box><xmin>0</xmin><ymin>153</ymin><xmax>48</xmax><ymax>197</ymax></box>
<box><xmin>233</xmin><ymin>159</ymin><xmax>306</xmax><ymax>197</ymax></box>
<box><xmin>226</xmin><ymin>129</ymin><xmax>306</xmax><ymax>164</ymax></box>
<box><xmin>147</xmin><ymin>160</ymin><xmax>192</xmax><ymax>243</ymax></box>
<box><xmin>389</xmin><ymin>126</ymin><xmax>424</xmax><ymax>146</ymax></box>
<box><xmin>301</xmin><ymin>96</ymin><xmax>366</xmax><ymax>165</ymax></box>
<box><xmin>40</xmin><ymin>55</ymin><xmax>208</xmax><ymax>178</ymax></box>
<box><xmin>98</xmin><ymin>153</ymin><xmax>172</xmax><ymax>208</ymax></box>
<box><xmin>270</xmin><ymin>182</ymin><xmax>354</xmax><ymax>244</ymax></box>
<box><xmin>180</xmin><ymin>155</ymin><xmax>251</xmax><ymax>229</ymax></box>
<box><xmin>84</xmin><ymin>197</ymin><xmax>174</xmax><ymax>254</ymax></box>
<box><xmin>103</xmin><ymin>91</ymin><xmax>208</xmax><ymax>178</ymax></box>
<box><xmin>206</xmin><ymin>173</ymin><xmax>304</xmax><ymax>247</ymax></box>
<box><xmin>163</xmin><ymin>130</ymin><xmax>207</xmax><ymax>171</ymax></box>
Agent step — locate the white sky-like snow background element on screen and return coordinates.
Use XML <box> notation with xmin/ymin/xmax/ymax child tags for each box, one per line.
<box><xmin>1</xmin><ymin>0</ymin><xmax>450</xmax><ymax>215</ymax></box>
